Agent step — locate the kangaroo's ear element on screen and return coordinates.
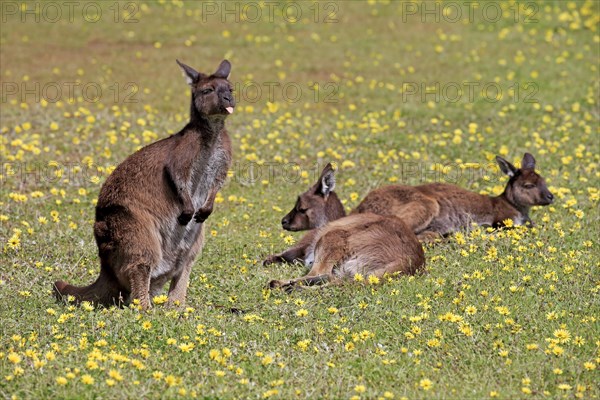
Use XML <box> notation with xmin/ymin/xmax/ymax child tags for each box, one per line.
<box><xmin>213</xmin><ymin>60</ymin><xmax>231</xmax><ymax>79</ymax></box>
<box><xmin>316</xmin><ymin>163</ymin><xmax>336</xmax><ymax>198</ymax></box>
<box><xmin>176</xmin><ymin>60</ymin><xmax>204</xmax><ymax>85</ymax></box>
<box><xmin>496</xmin><ymin>156</ymin><xmax>518</xmax><ymax>177</ymax></box>
<box><xmin>521</xmin><ymin>153</ymin><xmax>536</xmax><ymax>170</ymax></box>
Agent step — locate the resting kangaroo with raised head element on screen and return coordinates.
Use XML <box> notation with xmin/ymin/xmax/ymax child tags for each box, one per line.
<box><xmin>263</xmin><ymin>163</ymin><xmax>344</xmax><ymax>266</ymax></box>
<box><xmin>355</xmin><ymin>153</ymin><xmax>554</xmax><ymax>241</ymax></box>
<box><xmin>265</xmin><ymin>164</ymin><xmax>425</xmax><ymax>291</ymax></box>
<box><xmin>54</xmin><ymin>60</ymin><xmax>235</xmax><ymax>309</ymax></box>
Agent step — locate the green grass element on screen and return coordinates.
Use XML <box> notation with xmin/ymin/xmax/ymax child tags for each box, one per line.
<box><xmin>1</xmin><ymin>1</ymin><xmax>599</xmax><ymax>399</ymax></box>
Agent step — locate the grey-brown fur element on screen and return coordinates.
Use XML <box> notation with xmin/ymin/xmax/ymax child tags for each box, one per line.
<box><xmin>54</xmin><ymin>60</ymin><xmax>235</xmax><ymax>309</ymax></box>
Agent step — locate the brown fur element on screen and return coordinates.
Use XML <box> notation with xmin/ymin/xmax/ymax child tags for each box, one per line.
<box><xmin>264</xmin><ymin>163</ymin><xmax>345</xmax><ymax>266</ymax></box>
<box><xmin>265</xmin><ymin>165</ymin><xmax>425</xmax><ymax>291</ymax></box>
<box><xmin>53</xmin><ymin>60</ymin><xmax>235</xmax><ymax>309</ymax></box>
<box><xmin>354</xmin><ymin>153</ymin><xmax>553</xmax><ymax>240</ymax></box>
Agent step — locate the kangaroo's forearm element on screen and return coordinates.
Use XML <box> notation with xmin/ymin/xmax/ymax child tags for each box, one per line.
<box><xmin>165</xmin><ymin>165</ymin><xmax>192</xmax><ymax>206</ymax></box>
<box><xmin>201</xmin><ymin>186</ymin><xmax>219</xmax><ymax>210</ymax></box>
<box><xmin>278</xmin><ymin>243</ymin><xmax>309</xmax><ymax>263</ymax></box>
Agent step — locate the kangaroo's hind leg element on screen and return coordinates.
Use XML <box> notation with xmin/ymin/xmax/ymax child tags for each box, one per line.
<box><xmin>393</xmin><ymin>196</ymin><xmax>439</xmax><ymax>236</ymax></box>
<box><xmin>124</xmin><ymin>261</ymin><xmax>153</xmax><ymax>309</ymax></box>
<box><xmin>269</xmin><ymin>230</ymin><xmax>348</xmax><ymax>292</ymax></box>
<box><xmin>112</xmin><ymin>219</ymin><xmax>162</xmax><ymax>310</ymax></box>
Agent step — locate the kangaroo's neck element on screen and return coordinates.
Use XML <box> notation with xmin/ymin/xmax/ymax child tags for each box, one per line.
<box><xmin>324</xmin><ymin>192</ymin><xmax>347</xmax><ymax>223</ymax></box>
<box><xmin>188</xmin><ymin>96</ymin><xmax>226</xmax><ymax>138</ymax></box>
<box><xmin>186</xmin><ymin>114</ymin><xmax>226</xmax><ymax>137</ymax></box>
<box><xmin>491</xmin><ymin>190</ymin><xmax>530</xmax><ymax>226</ymax></box>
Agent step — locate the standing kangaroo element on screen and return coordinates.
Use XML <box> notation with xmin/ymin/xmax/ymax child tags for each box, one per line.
<box><xmin>355</xmin><ymin>153</ymin><xmax>554</xmax><ymax>240</ymax></box>
<box><xmin>265</xmin><ymin>164</ymin><xmax>425</xmax><ymax>291</ymax></box>
<box><xmin>54</xmin><ymin>60</ymin><xmax>235</xmax><ymax>309</ymax></box>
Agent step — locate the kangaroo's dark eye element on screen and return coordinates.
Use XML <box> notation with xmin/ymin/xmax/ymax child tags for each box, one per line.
<box><xmin>201</xmin><ymin>88</ymin><xmax>214</xmax><ymax>95</ymax></box>
<box><xmin>523</xmin><ymin>183</ymin><xmax>535</xmax><ymax>189</ymax></box>
<box><xmin>297</xmin><ymin>207</ymin><xmax>307</xmax><ymax>213</ymax></box>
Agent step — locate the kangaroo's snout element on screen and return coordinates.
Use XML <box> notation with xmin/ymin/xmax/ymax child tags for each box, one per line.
<box><xmin>221</xmin><ymin>92</ymin><xmax>235</xmax><ymax>114</ymax></box>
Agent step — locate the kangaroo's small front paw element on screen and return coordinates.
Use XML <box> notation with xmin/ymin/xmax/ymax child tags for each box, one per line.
<box><xmin>194</xmin><ymin>207</ymin><xmax>212</xmax><ymax>223</ymax></box>
<box><xmin>268</xmin><ymin>279</ymin><xmax>284</xmax><ymax>289</ymax></box>
<box><xmin>268</xmin><ymin>279</ymin><xmax>297</xmax><ymax>293</ymax></box>
<box><xmin>178</xmin><ymin>210</ymin><xmax>194</xmax><ymax>225</ymax></box>
<box><xmin>263</xmin><ymin>255</ymin><xmax>281</xmax><ymax>266</ymax></box>
<box><xmin>282</xmin><ymin>282</ymin><xmax>298</xmax><ymax>294</ymax></box>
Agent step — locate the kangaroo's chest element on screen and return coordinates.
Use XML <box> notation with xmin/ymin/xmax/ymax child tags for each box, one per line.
<box><xmin>153</xmin><ymin>141</ymin><xmax>229</xmax><ymax>279</ymax></box>
<box><xmin>189</xmin><ymin>142</ymin><xmax>229</xmax><ymax>208</ymax></box>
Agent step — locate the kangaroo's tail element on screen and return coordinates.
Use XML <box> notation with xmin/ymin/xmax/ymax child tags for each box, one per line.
<box><xmin>53</xmin><ymin>267</ymin><xmax>125</xmax><ymax>308</ymax></box>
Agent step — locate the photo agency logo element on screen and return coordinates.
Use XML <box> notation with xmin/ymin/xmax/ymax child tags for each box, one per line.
<box><xmin>397</xmin><ymin>161</ymin><xmax>506</xmax><ymax>185</ymax></box>
<box><xmin>233</xmin><ymin>161</ymin><xmax>322</xmax><ymax>186</ymax></box>
<box><xmin>232</xmin><ymin>81</ymin><xmax>339</xmax><ymax>104</ymax></box>
<box><xmin>200</xmin><ymin>1</ymin><xmax>339</xmax><ymax>23</ymax></box>
<box><xmin>1</xmin><ymin>81</ymin><xmax>140</xmax><ymax>104</ymax></box>
<box><xmin>400</xmin><ymin>1</ymin><xmax>539</xmax><ymax>24</ymax></box>
<box><xmin>2</xmin><ymin>161</ymin><xmax>105</xmax><ymax>187</ymax></box>
<box><xmin>400</xmin><ymin>81</ymin><xmax>539</xmax><ymax>104</ymax></box>
<box><xmin>1</xmin><ymin>1</ymin><xmax>140</xmax><ymax>23</ymax></box>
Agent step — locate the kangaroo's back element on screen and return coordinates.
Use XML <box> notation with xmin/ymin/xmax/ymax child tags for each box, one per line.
<box><xmin>354</xmin><ymin>185</ymin><xmax>441</xmax><ymax>234</ymax></box>
<box><xmin>96</xmin><ymin>136</ymin><xmax>177</xmax><ymax>215</ymax></box>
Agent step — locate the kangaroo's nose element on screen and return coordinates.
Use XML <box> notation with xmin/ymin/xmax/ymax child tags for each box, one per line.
<box><xmin>546</xmin><ymin>193</ymin><xmax>554</xmax><ymax>201</ymax></box>
<box><xmin>281</xmin><ymin>217</ymin><xmax>289</xmax><ymax>227</ymax></box>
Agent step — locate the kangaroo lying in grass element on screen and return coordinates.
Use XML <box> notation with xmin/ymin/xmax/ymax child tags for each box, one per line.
<box><xmin>355</xmin><ymin>153</ymin><xmax>554</xmax><ymax>241</ymax></box>
<box><xmin>266</xmin><ymin>164</ymin><xmax>425</xmax><ymax>291</ymax></box>
<box><xmin>54</xmin><ymin>60</ymin><xmax>235</xmax><ymax>309</ymax></box>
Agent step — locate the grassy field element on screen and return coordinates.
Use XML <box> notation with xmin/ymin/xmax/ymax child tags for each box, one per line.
<box><xmin>1</xmin><ymin>1</ymin><xmax>599</xmax><ymax>398</ymax></box>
